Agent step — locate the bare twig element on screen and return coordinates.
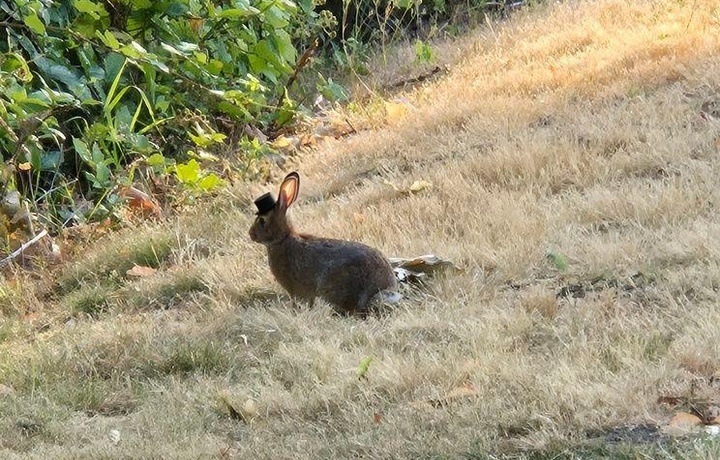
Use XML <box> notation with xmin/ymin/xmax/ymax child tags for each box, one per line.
<box><xmin>343</xmin><ymin>117</ymin><xmax>358</xmax><ymax>135</ymax></box>
<box><xmin>273</xmin><ymin>39</ymin><xmax>319</xmax><ymax>112</ymax></box>
<box><xmin>389</xmin><ymin>66</ymin><xmax>445</xmax><ymax>89</ymax></box>
<box><xmin>0</xmin><ymin>229</ymin><xmax>48</xmax><ymax>268</ymax></box>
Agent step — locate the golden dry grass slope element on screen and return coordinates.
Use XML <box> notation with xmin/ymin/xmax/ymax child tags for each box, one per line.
<box><xmin>3</xmin><ymin>0</ymin><xmax>720</xmax><ymax>458</ymax></box>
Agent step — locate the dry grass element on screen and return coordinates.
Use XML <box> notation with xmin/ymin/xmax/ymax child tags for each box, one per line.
<box><xmin>3</xmin><ymin>0</ymin><xmax>720</xmax><ymax>457</ymax></box>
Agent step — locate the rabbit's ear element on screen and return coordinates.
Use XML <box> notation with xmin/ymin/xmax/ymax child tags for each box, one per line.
<box><xmin>278</xmin><ymin>172</ymin><xmax>300</xmax><ymax>211</ymax></box>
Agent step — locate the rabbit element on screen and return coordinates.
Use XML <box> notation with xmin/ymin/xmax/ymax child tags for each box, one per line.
<box><xmin>249</xmin><ymin>172</ymin><xmax>398</xmax><ymax>316</ymax></box>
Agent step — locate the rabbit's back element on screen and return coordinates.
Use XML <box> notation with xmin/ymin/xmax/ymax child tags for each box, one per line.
<box><xmin>267</xmin><ymin>234</ymin><xmax>396</xmax><ymax>315</ymax></box>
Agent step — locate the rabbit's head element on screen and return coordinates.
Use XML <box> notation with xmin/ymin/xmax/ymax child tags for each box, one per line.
<box><xmin>249</xmin><ymin>172</ymin><xmax>300</xmax><ymax>245</ymax></box>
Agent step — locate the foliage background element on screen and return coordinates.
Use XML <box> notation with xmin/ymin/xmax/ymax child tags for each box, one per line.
<box><xmin>0</xmin><ymin>0</ymin><xmax>495</xmax><ymax>238</ymax></box>
<box><xmin>0</xmin><ymin>0</ymin><xmax>335</xmax><ymax>229</ymax></box>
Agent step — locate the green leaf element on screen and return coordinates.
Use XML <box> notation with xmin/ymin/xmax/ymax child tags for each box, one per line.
<box><xmin>113</xmin><ymin>104</ymin><xmax>133</xmax><ymax>133</ymax></box>
<box><xmin>197</xmin><ymin>173</ymin><xmax>224</xmax><ymax>191</ymax></box>
<box><xmin>175</xmin><ymin>159</ymin><xmax>201</xmax><ymax>184</ymax></box>
<box><xmin>120</xmin><ymin>42</ymin><xmax>147</xmax><ymax>59</ymax></box>
<box><xmin>546</xmin><ymin>250</ymin><xmax>569</xmax><ymax>271</ymax></box>
<box><xmin>17</xmin><ymin>96</ymin><xmax>51</xmax><ymax>110</ymax></box>
<box><xmin>105</xmin><ymin>58</ymin><xmax>128</xmax><ymax>110</ymax></box>
<box><xmin>146</xmin><ymin>153</ymin><xmax>167</xmax><ymax>167</ymax></box>
<box><xmin>249</xmin><ymin>40</ymin><xmax>282</xmax><ymax>82</ymax></box>
<box><xmin>414</xmin><ymin>40</ymin><xmax>435</xmax><ymax>64</ymax></box>
<box><xmin>40</xmin><ymin>150</ymin><xmax>62</xmax><ymax>170</ymax></box>
<box><xmin>357</xmin><ymin>356</ymin><xmax>373</xmax><ymax>380</ymax></box>
<box><xmin>217</xmin><ymin>100</ymin><xmax>251</xmax><ymax>118</ymax></box>
<box><xmin>127</xmin><ymin>0</ymin><xmax>153</xmax><ymax>9</ymax></box>
<box><xmin>74</xmin><ymin>0</ymin><xmax>108</xmax><ymax>19</ymax></box>
<box><xmin>95</xmin><ymin>162</ymin><xmax>111</xmax><ymax>185</ymax></box>
<box><xmin>206</xmin><ymin>59</ymin><xmax>224</xmax><ymax>76</ymax></box>
<box><xmin>273</xmin><ymin>29</ymin><xmax>296</xmax><ymax>64</ymax></box>
<box><xmin>189</xmin><ymin>131</ymin><xmax>226</xmax><ymax>147</ymax></box>
<box><xmin>161</xmin><ymin>43</ymin><xmax>183</xmax><ymax>56</ymax></box>
<box><xmin>34</xmin><ymin>57</ymin><xmax>91</xmax><ymax>100</ymax></box>
<box><xmin>395</xmin><ymin>0</ymin><xmax>414</xmax><ymax>9</ymax></box>
<box><xmin>193</xmin><ymin>52</ymin><xmax>207</xmax><ymax>65</ymax></box>
<box><xmin>74</xmin><ymin>14</ymin><xmax>104</xmax><ymax>38</ymax></box>
<box><xmin>96</xmin><ymin>30</ymin><xmax>121</xmax><ymax>50</ymax></box>
<box><xmin>1</xmin><ymin>53</ymin><xmax>32</xmax><ymax>82</ymax></box>
<box><xmin>142</xmin><ymin>53</ymin><xmax>169</xmax><ymax>73</ymax></box>
<box><xmin>73</xmin><ymin>138</ymin><xmax>91</xmax><ymax>163</ymax></box>
<box><xmin>76</xmin><ymin>45</ymin><xmax>106</xmax><ymax>84</ymax></box>
<box><xmin>175</xmin><ymin>42</ymin><xmax>199</xmax><ymax>53</ymax></box>
<box><xmin>318</xmin><ymin>77</ymin><xmax>348</xmax><ymax>102</ymax></box>
<box><xmin>91</xmin><ymin>143</ymin><xmax>104</xmax><ymax>164</ymax></box>
<box><xmin>34</xmin><ymin>58</ymin><xmax>81</xmax><ymax>87</ymax></box>
<box><xmin>217</xmin><ymin>7</ymin><xmax>258</xmax><ymax>18</ymax></box>
<box><xmin>262</xmin><ymin>5</ymin><xmax>291</xmax><ymax>28</ymax></box>
<box><xmin>23</xmin><ymin>13</ymin><xmax>45</xmax><ymax>35</ymax></box>
<box><xmin>164</xmin><ymin>1</ymin><xmax>187</xmax><ymax>16</ymax></box>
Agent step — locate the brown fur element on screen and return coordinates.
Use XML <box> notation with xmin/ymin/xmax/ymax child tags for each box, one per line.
<box><xmin>249</xmin><ymin>172</ymin><xmax>396</xmax><ymax>316</ymax></box>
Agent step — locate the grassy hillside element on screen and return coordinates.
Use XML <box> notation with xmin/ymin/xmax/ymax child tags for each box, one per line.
<box><xmin>2</xmin><ymin>0</ymin><xmax>720</xmax><ymax>457</ymax></box>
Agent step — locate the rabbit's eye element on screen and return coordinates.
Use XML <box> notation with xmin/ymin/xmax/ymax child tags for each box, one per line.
<box><xmin>257</xmin><ymin>216</ymin><xmax>266</xmax><ymax>227</ymax></box>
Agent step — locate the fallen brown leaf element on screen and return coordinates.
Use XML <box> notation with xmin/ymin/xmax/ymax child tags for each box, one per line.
<box><xmin>126</xmin><ymin>265</ymin><xmax>157</xmax><ymax>278</ymax></box>
<box><xmin>383</xmin><ymin>178</ymin><xmax>433</xmax><ymax>195</ymax></box>
<box><xmin>271</xmin><ymin>135</ymin><xmax>301</xmax><ymax>151</ymax></box>
<box><xmin>408</xmin><ymin>179</ymin><xmax>432</xmax><ymax>193</ymax></box>
<box><xmin>662</xmin><ymin>411</ymin><xmax>704</xmax><ymax>437</ymax></box>
<box><xmin>121</xmin><ymin>186</ymin><xmax>162</xmax><ymax>217</ymax></box>
<box><xmin>389</xmin><ymin>254</ymin><xmax>462</xmax><ymax>276</ymax></box>
<box><xmin>669</xmin><ymin>412</ymin><xmax>702</xmax><ymax>427</ymax></box>
<box><xmin>428</xmin><ymin>383</ymin><xmax>478</xmax><ymax>408</ymax></box>
<box><xmin>218</xmin><ymin>393</ymin><xmax>259</xmax><ymax>423</ymax></box>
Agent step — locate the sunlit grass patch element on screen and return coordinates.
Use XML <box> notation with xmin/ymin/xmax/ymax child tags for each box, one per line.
<box><xmin>55</xmin><ymin>227</ymin><xmax>178</xmax><ymax>296</ymax></box>
<box><xmin>122</xmin><ymin>268</ymin><xmax>210</xmax><ymax>311</ymax></box>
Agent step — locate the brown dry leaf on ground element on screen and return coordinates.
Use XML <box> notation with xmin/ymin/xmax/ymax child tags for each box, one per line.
<box><xmin>663</xmin><ymin>412</ymin><xmax>703</xmax><ymax>437</ymax></box>
<box><xmin>121</xmin><ymin>186</ymin><xmax>162</xmax><ymax>217</ymax></box>
<box><xmin>390</xmin><ymin>254</ymin><xmax>462</xmax><ymax>283</ymax></box>
<box><xmin>126</xmin><ymin>265</ymin><xmax>157</xmax><ymax>278</ymax></box>
<box><xmin>218</xmin><ymin>393</ymin><xmax>259</xmax><ymax>423</ymax></box>
<box><xmin>271</xmin><ymin>135</ymin><xmax>301</xmax><ymax>152</ymax></box>
<box><xmin>408</xmin><ymin>179</ymin><xmax>432</xmax><ymax>193</ymax></box>
<box><xmin>383</xmin><ymin>178</ymin><xmax>433</xmax><ymax>195</ymax></box>
<box><xmin>669</xmin><ymin>412</ymin><xmax>702</xmax><ymax>427</ymax></box>
<box><xmin>428</xmin><ymin>384</ymin><xmax>478</xmax><ymax>408</ymax></box>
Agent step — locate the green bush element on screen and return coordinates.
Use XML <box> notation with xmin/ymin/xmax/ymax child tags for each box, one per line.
<box><xmin>0</xmin><ymin>0</ymin><xmax>332</xmax><ymax>227</ymax></box>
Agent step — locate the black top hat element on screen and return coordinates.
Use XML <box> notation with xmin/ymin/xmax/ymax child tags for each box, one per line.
<box><xmin>254</xmin><ymin>192</ymin><xmax>276</xmax><ymax>214</ymax></box>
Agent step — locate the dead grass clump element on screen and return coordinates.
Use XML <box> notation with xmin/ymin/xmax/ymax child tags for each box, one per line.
<box><xmin>0</xmin><ymin>274</ymin><xmax>44</xmax><ymax>318</ymax></box>
<box><xmin>520</xmin><ymin>285</ymin><xmax>559</xmax><ymax>320</ymax></box>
